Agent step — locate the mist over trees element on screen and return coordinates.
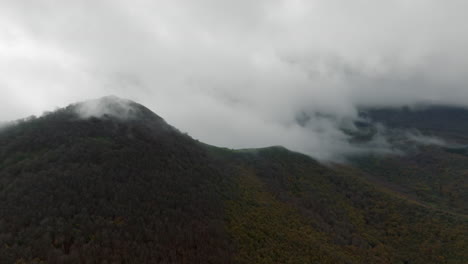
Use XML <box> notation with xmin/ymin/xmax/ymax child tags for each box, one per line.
<box><xmin>0</xmin><ymin>98</ymin><xmax>466</xmax><ymax>263</ymax></box>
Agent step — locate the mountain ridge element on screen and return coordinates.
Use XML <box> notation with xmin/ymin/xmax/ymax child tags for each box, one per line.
<box><xmin>0</xmin><ymin>97</ymin><xmax>466</xmax><ymax>263</ymax></box>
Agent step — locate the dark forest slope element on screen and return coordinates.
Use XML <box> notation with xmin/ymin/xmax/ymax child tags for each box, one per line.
<box><xmin>0</xmin><ymin>99</ymin><xmax>233</xmax><ymax>263</ymax></box>
<box><xmin>0</xmin><ymin>98</ymin><xmax>466</xmax><ymax>263</ymax></box>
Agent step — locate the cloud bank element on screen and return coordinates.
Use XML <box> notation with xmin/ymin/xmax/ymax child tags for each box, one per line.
<box><xmin>0</xmin><ymin>0</ymin><xmax>467</xmax><ymax>160</ymax></box>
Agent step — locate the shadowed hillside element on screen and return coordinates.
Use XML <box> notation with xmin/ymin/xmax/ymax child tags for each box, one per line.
<box><xmin>0</xmin><ymin>97</ymin><xmax>466</xmax><ymax>263</ymax></box>
<box><xmin>0</xmin><ymin>98</ymin><xmax>233</xmax><ymax>263</ymax></box>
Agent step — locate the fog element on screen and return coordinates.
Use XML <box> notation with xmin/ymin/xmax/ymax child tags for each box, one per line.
<box><xmin>1</xmin><ymin>0</ymin><xmax>467</xmax><ymax>160</ymax></box>
<box><xmin>74</xmin><ymin>96</ymin><xmax>140</xmax><ymax>120</ymax></box>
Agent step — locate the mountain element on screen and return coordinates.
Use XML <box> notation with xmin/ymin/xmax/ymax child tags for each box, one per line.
<box><xmin>0</xmin><ymin>97</ymin><xmax>466</xmax><ymax>264</ymax></box>
<box><xmin>353</xmin><ymin>106</ymin><xmax>468</xmax><ymax>216</ymax></box>
<box><xmin>359</xmin><ymin>105</ymin><xmax>468</xmax><ymax>143</ymax></box>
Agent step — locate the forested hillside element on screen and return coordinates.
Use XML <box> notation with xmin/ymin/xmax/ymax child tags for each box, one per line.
<box><xmin>0</xmin><ymin>98</ymin><xmax>466</xmax><ymax>263</ymax></box>
<box><xmin>0</xmin><ymin>101</ymin><xmax>233</xmax><ymax>263</ymax></box>
<box><xmin>218</xmin><ymin>147</ymin><xmax>467</xmax><ymax>263</ymax></box>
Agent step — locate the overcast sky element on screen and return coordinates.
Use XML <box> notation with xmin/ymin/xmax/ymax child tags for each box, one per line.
<box><xmin>1</xmin><ymin>0</ymin><xmax>467</xmax><ymax>160</ymax></box>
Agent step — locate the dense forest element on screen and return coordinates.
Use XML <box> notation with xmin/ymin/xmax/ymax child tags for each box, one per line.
<box><xmin>0</xmin><ymin>98</ymin><xmax>466</xmax><ymax>263</ymax></box>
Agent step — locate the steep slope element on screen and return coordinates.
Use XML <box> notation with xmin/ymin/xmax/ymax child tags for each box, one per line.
<box><xmin>0</xmin><ymin>98</ymin><xmax>233</xmax><ymax>263</ymax></box>
<box><xmin>0</xmin><ymin>98</ymin><xmax>466</xmax><ymax>263</ymax></box>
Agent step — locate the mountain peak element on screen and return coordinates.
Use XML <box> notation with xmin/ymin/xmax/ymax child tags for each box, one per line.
<box><xmin>72</xmin><ymin>95</ymin><xmax>141</xmax><ymax>120</ymax></box>
<box><xmin>0</xmin><ymin>97</ymin><xmax>467</xmax><ymax>263</ymax></box>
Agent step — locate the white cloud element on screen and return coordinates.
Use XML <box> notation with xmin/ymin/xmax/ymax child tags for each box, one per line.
<box><xmin>0</xmin><ymin>0</ymin><xmax>467</xmax><ymax>160</ymax></box>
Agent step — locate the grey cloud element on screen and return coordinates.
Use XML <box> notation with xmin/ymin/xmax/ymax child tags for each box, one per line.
<box><xmin>0</xmin><ymin>0</ymin><xmax>467</xmax><ymax>160</ymax></box>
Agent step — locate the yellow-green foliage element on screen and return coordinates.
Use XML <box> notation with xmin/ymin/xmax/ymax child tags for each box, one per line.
<box><xmin>225</xmin><ymin>168</ymin><xmax>353</xmax><ymax>264</ymax></box>
<box><xmin>224</xmin><ymin>148</ymin><xmax>468</xmax><ymax>264</ymax></box>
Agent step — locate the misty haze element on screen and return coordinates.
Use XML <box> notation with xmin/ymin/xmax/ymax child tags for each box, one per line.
<box><xmin>0</xmin><ymin>1</ymin><xmax>467</xmax><ymax>263</ymax></box>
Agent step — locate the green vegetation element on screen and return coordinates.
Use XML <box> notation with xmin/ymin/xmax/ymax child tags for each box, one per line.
<box><xmin>0</xmin><ymin>100</ymin><xmax>466</xmax><ymax>263</ymax></box>
<box><xmin>221</xmin><ymin>147</ymin><xmax>467</xmax><ymax>263</ymax></box>
<box><xmin>225</xmin><ymin>168</ymin><xmax>346</xmax><ymax>264</ymax></box>
<box><xmin>0</xmin><ymin>106</ymin><xmax>232</xmax><ymax>263</ymax></box>
<box><xmin>351</xmin><ymin>147</ymin><xmax>468</xmax><ymax>215</ymax></box>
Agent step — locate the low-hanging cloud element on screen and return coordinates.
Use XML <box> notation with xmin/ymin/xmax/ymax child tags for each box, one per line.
<box><xmin>74</xmin><ymin>96</ymin><xmax>140</xmax><ymax>120</ymax></box>
<box><xmin>0</xmin><ymin>0</ymin><xmax>467</xmax><ymax>160</ymax></box>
